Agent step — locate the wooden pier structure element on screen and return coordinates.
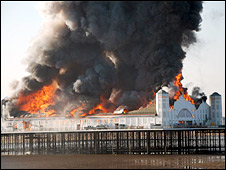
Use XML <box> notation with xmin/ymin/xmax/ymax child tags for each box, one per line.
<box><xmin>1</xmin><ymin>128</ymin><xmax>225</xmax><ymax>155</ymax></box>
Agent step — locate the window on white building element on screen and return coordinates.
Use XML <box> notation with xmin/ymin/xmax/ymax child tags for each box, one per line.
<box><xmin>163</xmin><ymin>111</ymin><xmax>166</xmax><ymax>117</ymax></box>
<box><xmin>163</xmin><ymin>103</ymin><xmax>166</xmax><ymax>108</ymax></box>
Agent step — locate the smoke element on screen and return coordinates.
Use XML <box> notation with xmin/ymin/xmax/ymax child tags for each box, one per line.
<box><xmin>9</xmin><ymin>1</ymin><xmax>203</xmax><ymax>117</ymax></box>
<box><xmin>168</xmin><ymin>82</ymin><xmax>207</xmax><ymax>108</ymax></box>
<box><xmin>191</xmin><ymin>86</ymin><xmax>207</xmax><ymax>108</ymax></box>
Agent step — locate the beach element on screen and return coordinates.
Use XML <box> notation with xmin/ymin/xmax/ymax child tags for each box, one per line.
<box><xmin>1</xmin><ymin>154</ymin><xmax>225</xmax><ymax>169</ymax></box>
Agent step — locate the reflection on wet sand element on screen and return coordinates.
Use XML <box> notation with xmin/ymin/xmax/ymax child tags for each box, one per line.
<box><xmin>1</xmin><ymin>154</ymin><xmax>225</xmax><ymax>169</ymax></box>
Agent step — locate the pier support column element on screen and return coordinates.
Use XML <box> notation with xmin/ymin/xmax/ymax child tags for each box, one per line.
<box><xmin>94</xmin><ymin>132</ymin><xmax>98</xmax><ymax>154</ymax></box>
<box><xmin>29</xmin><ymin>134</ymin><xmax>33</xmax><ymax>154</ymax></box>
<box><xmin>116</xmin><ymin>132</ymin><xmax>119</xmax><ymax>154</ymax></box>
<box><xmin>178</xmin><ymin>131</ymin><xmax>181</xmax><ymax>154</ymax></box>
<box><xmin>195</xmin><ymin>131</ymin><xmax>198</xmax><ymax>154</ymax></box>
<box><xmin>147</xmin><ymin>131</ymin><xmax>150</xmax><ymax>154</ymax></box>
<box><xmin>164</xmin><ymin>131</ymin><xmax>167</xmax><ymax>154</ymax></box>
<box><xmin>219</xmin><ymin>130</ymin><xmax>221</xmax><ymax>152</ymax></box>
<box><xmin>38</xmin><ymin>134</ymin><xmax>40</xmax><ymax>154</ymax></box>
<box><xmin>154</xmin><ymin>131</ymin><xmax>157</xmax><ymax>154</ymax></box>
<box><xmin>22</xmin><ymin>134</ymin><xmax>25</xmax><ymax>155</ymax></box>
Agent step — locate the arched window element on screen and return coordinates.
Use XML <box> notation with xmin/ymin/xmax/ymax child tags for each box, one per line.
<box><xmin>178</xmin><ymin>109</ymin><xmax>192</xmax><ymax>118</ymax></box>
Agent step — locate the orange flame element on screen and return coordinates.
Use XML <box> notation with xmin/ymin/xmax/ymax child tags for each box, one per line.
<box><xmin>171</xmin><ymin>72</ymin><xmax>194</xmax><ymax>109</ymax></box>
<box><xmin>69</xmin><ymin>103</ymin><xmax>85</xmax><ymax>117</ymax></box>
<box><xmin>148</xmin><ymin>100</ymin><xmax>156</xmax><ymax>105</ymax></box>
<box><xmin>123</xmin><ymin>108</ymin><xmax>129</xmax><ymax>114</ymax></box>
<box><xmin>69</xmin><ymin>98</ymin><xmax>109</xmax><ymax>117</ymax></box>
<box><xmin>17</xmin><ymin>81</ymin><xmax>58</xmax><ymax>117</ymax></box>
<box><xmin>70</xmin><ymin>108</ymin><xmax>79</xmax><ymax>116</ymax></box>
<box><xmin>88</xmin><ymin>103</ymin><xmax>108</xmax><ymax>115</ymax></box>
<box><xmin>70</xmin><ymin>100</ymin><xmax>108</xmax><ymax>117</ymax></box>
<box><xmin>148</xmin><ymin>91</ymin><xmax>156</xmax><ymax>105</ymax></box>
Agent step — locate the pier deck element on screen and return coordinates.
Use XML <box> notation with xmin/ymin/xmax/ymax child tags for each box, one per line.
<box><xmin>1</xmin><ymin>128</ymin><xmax>225</xmax><ymax>155</ymax></box>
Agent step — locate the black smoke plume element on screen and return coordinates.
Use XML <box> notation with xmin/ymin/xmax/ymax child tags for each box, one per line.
<box><xmin>191</xmin><ymin>86</ymin><xmax>207</xmax><ymax>108</ymax></box>
<box><xmin>9</xmin><ymin>1</ymin><xmax>203</xmax><ymax>117</ymax></box>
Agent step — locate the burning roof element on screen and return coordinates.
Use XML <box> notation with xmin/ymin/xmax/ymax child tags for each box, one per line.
<box><xmin>7</xmin><ymin>1</ymin><xmax>203</xmax><ymax>118</ymax></box>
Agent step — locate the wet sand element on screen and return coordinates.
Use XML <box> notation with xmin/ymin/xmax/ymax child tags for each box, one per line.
<box><xmin>1</xmin><ymin>154</ymin><xmax>225</xmax><ymax>169</ymax></box>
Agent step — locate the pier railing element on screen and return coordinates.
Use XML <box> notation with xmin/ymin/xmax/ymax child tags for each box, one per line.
<box><xmin>1</xmin><ymin>128</ymin><xmax>225</xmax><ymax>155</ymax></box>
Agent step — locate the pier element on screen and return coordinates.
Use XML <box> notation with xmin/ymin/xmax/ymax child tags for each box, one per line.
<box><xmin>1</xmin><ymin>128</ymin><xmax>225</xmax><ymax>155</ymax></box>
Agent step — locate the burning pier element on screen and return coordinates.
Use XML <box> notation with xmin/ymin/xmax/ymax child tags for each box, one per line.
<box><xmin>3</xmin><ymin>1</ymin><xmax>222</xmax><ymax>156</ymax></box>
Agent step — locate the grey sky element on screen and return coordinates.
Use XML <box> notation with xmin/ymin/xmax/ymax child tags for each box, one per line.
<box><xmin>1</xmin><ymin>1</ymin><xmax>225</xmax><ymax>116</ymax></box>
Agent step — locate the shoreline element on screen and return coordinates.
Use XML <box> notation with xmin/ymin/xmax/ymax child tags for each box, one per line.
<box><xmin>1</xmin><ymin>154</ymin><xmax>225</xmax><ymax>169</ymax></box>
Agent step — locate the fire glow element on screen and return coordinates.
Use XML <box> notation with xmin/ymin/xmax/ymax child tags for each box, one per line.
<box><xmin>170</xmin><ymin>72</ymin><xmax>195</xmax><ymax>109</ymax></box>
<box><xmin>15</xmin><ymin>72</ymin><xmax>195</xmax><ymax>117</ymax></box>
<box><xmin>17</xmin><ymin>81</ymin><xmax>58</xmax><ymax>117</ymax></box>
<box><xmin>69</xmin><ymin>100</ymin><xmax>111</xmax><ymax>117</ymax></box>
<box><xmin>148</xmin><ymin>91</ymin><xmax>156</xmax><ymax>105</ymax></box>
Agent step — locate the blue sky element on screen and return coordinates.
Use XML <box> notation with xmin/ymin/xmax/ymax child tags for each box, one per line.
<box><xmin>1</xmin><ymin>1</ymin><xmax>225</xmax><ymax>116</ymax></box>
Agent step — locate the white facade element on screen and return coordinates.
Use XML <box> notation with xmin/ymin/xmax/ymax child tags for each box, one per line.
<box><xmin>209</xmin><ymin>92</ymin><xmax>222</xmax><ymax>126</ymax></box>
<box><xmin>156</xmin><ymin>90</ymin><xmax>222</xmax><ymax>127</ymax></box>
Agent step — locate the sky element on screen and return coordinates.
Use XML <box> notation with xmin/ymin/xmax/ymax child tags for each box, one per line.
<box><xmin>1</xmin><ymin>1</ymin><xmax>225</xmax><ymax>117</ymax></box>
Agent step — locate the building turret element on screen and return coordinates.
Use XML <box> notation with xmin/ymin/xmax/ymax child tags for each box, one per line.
<box><xmin>209</xmin><ymin>92</ymin><xmax>222</xmax><ymax>126</ymax></box>
<box><xmin>156</xmin><ymin>89</ymin><xmax>169</xmax><ymax>126</ymax></box>
<box><xmin>1</xmin><ymin>98</ymin><xmax>10</xmax><ymax>120</ymax></box>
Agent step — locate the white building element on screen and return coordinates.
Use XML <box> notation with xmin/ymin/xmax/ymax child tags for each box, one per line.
<box><xmin>1</xmin><ymin>90</ymin><xmax>223</xmax><ymax>132</ymax></box>
<box><xmin>155</xmin><ymin>90</ymin><xmax>222</xmax><ymax>127</ymax></box>
<box><xmin>209</xmin><ymin>92</ymin><xmax>223</xmax><ymax>126</ymax></box>
<box><xmin>81</xmin><ymin>90</ymin><xmax>222</xmax><ymax>129</ymax></box>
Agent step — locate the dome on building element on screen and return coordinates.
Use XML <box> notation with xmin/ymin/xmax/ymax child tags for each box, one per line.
<box><xmin>210</xmin><ymin>92</ymin><xmax>221</xmax><ymax>96</ymax></box>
